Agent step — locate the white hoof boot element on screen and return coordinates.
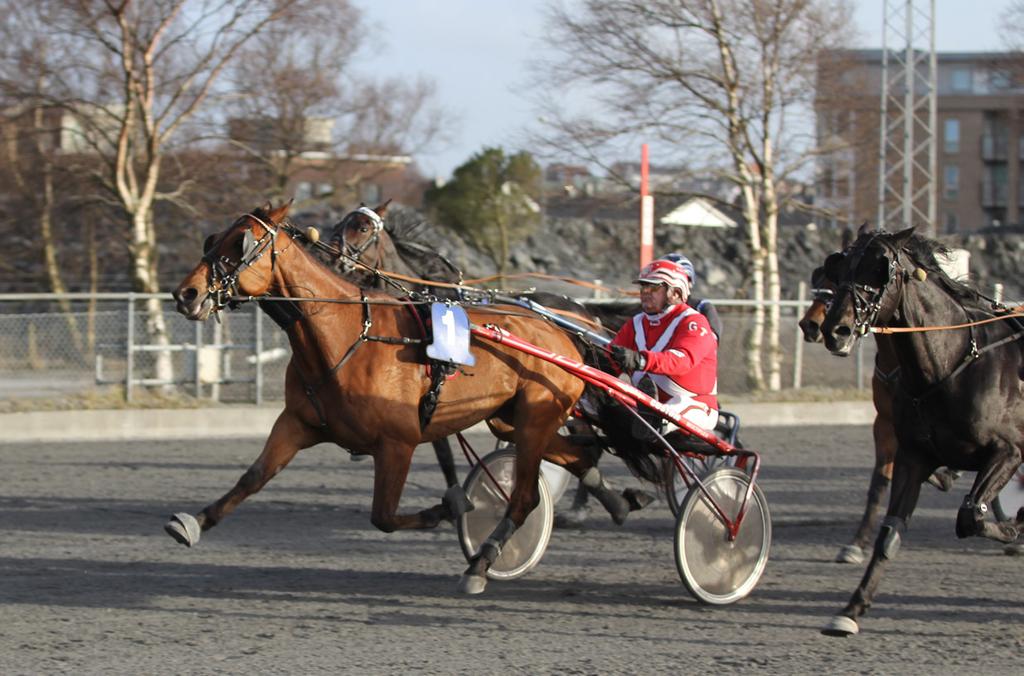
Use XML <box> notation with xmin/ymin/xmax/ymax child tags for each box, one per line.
<box><xmin>165</xmin><ymin>512</ymin><xmax>201</xmax><ymax>547</ymax></box>
<box><xmin>821</xmin><ymin>615</ymin><xmax>859</xmax><ymax>637</ymax></box>
<box><xmin>835</xmin><ymin>544</ymin><xmax>864</xmax><ymax>564</ymax></box>
<box><xmin>457</xmin><ymin>574</ymin><xmax>488</xmax><ymax>595</ymax></box>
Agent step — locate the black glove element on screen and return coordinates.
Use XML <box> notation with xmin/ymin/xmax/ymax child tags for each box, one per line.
<box><xmin>610</xmin><ymin>345</ymin><xmax>645</xmax><ymax>372</ymax></box>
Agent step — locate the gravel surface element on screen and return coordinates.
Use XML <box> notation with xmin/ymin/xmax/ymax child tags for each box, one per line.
<box><xmin>1</xmin><ymin>425</ymin><xmax>1021</xmax><ymax>674</ymax></box>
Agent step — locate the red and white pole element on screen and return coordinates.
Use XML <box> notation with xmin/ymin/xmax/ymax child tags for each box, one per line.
<box><xmin>639</xmin><ymin>144</ymin><xmax>654</xmax><ymax>268</ymax></box>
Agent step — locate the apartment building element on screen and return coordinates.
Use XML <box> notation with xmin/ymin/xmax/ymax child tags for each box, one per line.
<box><xmin>817</xmin><ymin>49</ymin><xmax>1024</xmax><ymax>233</ymax></box>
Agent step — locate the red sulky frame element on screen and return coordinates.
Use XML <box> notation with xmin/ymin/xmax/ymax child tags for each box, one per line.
<box><xmin>471</xmin><ymin>322</ymin><xmax>762</xmax><ymax>540</ymax></box>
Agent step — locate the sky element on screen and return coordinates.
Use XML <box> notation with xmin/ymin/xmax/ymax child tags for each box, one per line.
<box><xmin>351</xmin><ymin>0</ymin><xmax>1017</xmax><ymax>181</ymax></box>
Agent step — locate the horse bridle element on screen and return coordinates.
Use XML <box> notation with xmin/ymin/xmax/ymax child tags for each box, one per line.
<box><xmin>833</xmin><ymin>236</ymin><xmax>907</xmax><ymax>336</ymax></box>
<box><xmin>202</xmin><ymin>212</ymin><xmax>293</xmax><ymax>311</ymax></box>
<box><xmin>333</xmin><ymin>207</ymin><xmax>384</xmax><ymax>272</ymax></box>
<box><xmin>809</xmin><ymin>266</ymin><xmax>835</xmax><ymax>305</ymax></box>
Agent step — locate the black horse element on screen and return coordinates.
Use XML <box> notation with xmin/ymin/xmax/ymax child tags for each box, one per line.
<box><xmin>818</xmin><ymin>226</ymin><xmax>1024</xmax><ymax>636</ymax></box>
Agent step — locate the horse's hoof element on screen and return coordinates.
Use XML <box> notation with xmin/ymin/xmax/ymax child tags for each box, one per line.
<box><xmin>623</xmin><ymin>488</ymin><xmax>656</xmax><ymax>512</ymax></box>
<box><xmin>926</xmin><ymin>467</ymin><xmax>957</xmax><ymax>492</ymax></box>
<box><xmin>834</xmin><ymin>544</ymin><xmax>864</xmax><ymax>564</ymax></box>
<box><xmin>164</xmin><ymin>512</ymin><xmax>201</xmax><ymax>547</ymax></box>
<box><xmin>554</xmin><ymin>506</ymin><xmax>590</xmax><ymax>529</ymax></box>
<box><xmin>1004</xmin><ymin>543</ymin><xmax>1024</xmax><ymax>556</ymax></box>
<box><xmin>457</xmin><ymin>574</ymin><xmax>488</xmax><ymax>595</ymax></box>
<box><xmin>443</xmin><ymin>485</ymin><xmax>474</xmax><ymax>518</ymax></box>
<box><xmin>821</xmin><ymin>615</ymin><xmax>859</xmax><ymax>637</ymax></box>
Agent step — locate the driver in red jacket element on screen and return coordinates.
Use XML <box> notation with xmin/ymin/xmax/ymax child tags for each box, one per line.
<box><xmin>608</xmin><ymin>257</ymin><xmax>719</xmax><ymax>433</ymax></box>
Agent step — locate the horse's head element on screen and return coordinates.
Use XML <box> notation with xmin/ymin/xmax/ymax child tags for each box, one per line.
<box><xmin>328</xmin><ymin>200</ymin><xmax>391</xmax><ymax>270</ymax></box>
<box><xmin>821</xmin><ymin>226</ymin><xmax>917</xmax><ymax>356</ymax></box>
<box><xmin>173</xmin><ymin>202</ymin><xmax>294</xmax><ymax>320</ymax></box>
<box><xmin>797</xmin><ymin>265</ymin><xmax>835</xmax><ymax>343</ymax></box>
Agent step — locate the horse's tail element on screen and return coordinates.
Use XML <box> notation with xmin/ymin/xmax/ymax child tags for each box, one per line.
<box><xmin>586</xmin><ymin>387</ymin><xmax>665</xmax><ymax>486</ymax></box>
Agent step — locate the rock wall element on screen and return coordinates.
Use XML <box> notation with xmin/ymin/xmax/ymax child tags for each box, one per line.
<box><xmin>392</xmin><ymin>205</ymin><xmax>1024</xmax><ymax>301</ymax></box>
<box><xmin>547</xmin><ymin>224</ymin><xmax>1024</xmax><ymax>302</ymax></box>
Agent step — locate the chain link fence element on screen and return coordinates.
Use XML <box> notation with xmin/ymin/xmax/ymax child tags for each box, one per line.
<box><xmin>0</xmin><ymin>292</ymin><xmax>874</xmax><ymax>407</ymax></box>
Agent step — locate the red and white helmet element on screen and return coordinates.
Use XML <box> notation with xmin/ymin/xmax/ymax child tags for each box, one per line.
<box><xmin>635</xmin><ymin>259</ymin><xmax>692</xmax><ymax>298</ymax></box>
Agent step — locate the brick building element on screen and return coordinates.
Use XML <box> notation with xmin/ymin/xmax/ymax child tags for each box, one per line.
<box><xmin>817</xmin><ymin>49</ymin><xmax>1024</xmax><ymax>232</ymax></box>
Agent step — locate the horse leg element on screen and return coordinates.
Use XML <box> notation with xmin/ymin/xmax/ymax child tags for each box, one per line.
<box><xmin>549</xmin><ymin>433</ymin><xmax>648</xmax><ymax>526</ymax></box>
<box><xmin>955</xmin><ymin>444</ymin><xmax>1021</xmax><ymax>543</ymax></box>
<box><xmin>554</xmin><ymin>418</ymin><xmax>601</xmax><ymax>527</ymax></box>
<box><xmin>433</xmin><ymin>437</ymin><xmax>459</xmax><ymax>487</ymax></box>
<box><xmin>458</xmin><ymin>402</ymin><xmax>566</xmax><ymax>594</ymax></box>
<box><xmin>164</xmin><ymin>409</ymin><xmax>320</xmax><ymax>547</ymax></box>
<box><xmin>836</xmin><ymin>414</ymin><xmax>894</xmax><ymax>564</ymax></box>
<box><xmin>554</xmin><ymin>476</ymin><xmax>593</xmax><ymax>529</ymax></box>
<box><xmin>433</xmin><ymin>437</ymin><xmax>473</xmax><ymax>519</ymax></box>
<box><xmin>822</xmin><ymin>453</ymin><xmax>935</xmax><ymax>636</ymax></box>
<box><xmin>369</xmin><ymin>440</ymin><xmax>452</xmax><ymax>532</ymax></box>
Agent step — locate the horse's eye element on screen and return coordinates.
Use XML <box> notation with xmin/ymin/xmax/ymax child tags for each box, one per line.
<box><xmin>360</xmin><ymin>226</ymin><xmax>370</xmax><ymax>233</ymax></box>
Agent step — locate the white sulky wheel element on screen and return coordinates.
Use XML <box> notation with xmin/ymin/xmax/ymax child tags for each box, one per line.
<box><xmin>674</xmin><ymin>467</ymin><xmax>771</xmax><ymax>605</ymax></box>
<box><xmin>457</xmin><ymin>448</ymin><xmax>554</xmax><ymax>581</ymax></box>
<box><xmin>992</xmin><ymin>462</ymin><xmax>1024</xmax><ymax>523</ymax></box>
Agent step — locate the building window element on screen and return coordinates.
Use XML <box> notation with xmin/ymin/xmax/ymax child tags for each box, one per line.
<box><xmin>989</xmin><ymin>69</ymin><xmax>1011</xmax><ymax>91</ymax></box>
<box><xmin>295</xmin><ymin>181</ymin><xmax>313</xmax><ymax>201</ymax></box>
<box><xmin>943</xmin><ymin>165</ymin><xmax>959</xmax><ymax>199</ymax></box>
<box><xmin>944</xmin><ymin>212</ymin><xmax>958</xmax><ymax>233</ymax></box>
<box><xmin>951</xmin><ymin>67</ymin><xmax>972</xmax><ymax>93</ymax></box>
<box><xmin>983</xmin><ymin>164</ymin><xmax>1008</xmax><ymax>207</ymax></box>
<box><xmin>943</xmin><ymin>118</ymin><xmax>960</xmax><ymax>153</ymax></box>
<box><xmin>360</xmin><ymin>182</ymin><xmax>381</xmax><ymax>204</ymax></box>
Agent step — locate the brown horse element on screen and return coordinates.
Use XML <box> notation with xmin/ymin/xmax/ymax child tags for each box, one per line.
<box><xmin>324</xmin><ymin>200</ymin><xmax>466</xmax><ymax>493</ymax></box>
<box><xmin>325</xmin><ymin>202</ymin><xmax>660</xmax><ymax>523</ymax></box>
<box><xmin>799</xmin><ymin>264</ymin><xmax>956</xmax><ymax>564</ymax></box>
<box><xmin>168</xmin><ymin>202</ymin><xmax>597</xmax><ymax>594</ymax></box>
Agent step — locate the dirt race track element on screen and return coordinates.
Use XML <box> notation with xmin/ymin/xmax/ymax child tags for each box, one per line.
<box><xmin>1</xmin><ymin>424</ymin><xmax>1022</xmax><ymax>674</ymax></box>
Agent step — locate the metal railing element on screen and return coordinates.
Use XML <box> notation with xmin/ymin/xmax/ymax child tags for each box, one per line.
<box><xmin>0</xmin><ymin>291</ymin><xmax>872</xmax><ymax>406</ymax></box>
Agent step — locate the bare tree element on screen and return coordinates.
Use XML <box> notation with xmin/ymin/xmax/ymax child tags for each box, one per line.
<box><xmin>224</xmin><ymin>11</ymin><xmax>449</xmax><ymax>211</ymax></box>
<box><xmin>0</xmin><ymin>0</ymin><xmax>322</xmax><ymax>387</ymax></box>
<box><xmin>533</xmin><ymin>0</ymin><xmax>853</xmax><ymax>390</ymax></box>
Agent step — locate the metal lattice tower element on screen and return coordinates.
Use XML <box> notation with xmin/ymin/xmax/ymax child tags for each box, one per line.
<box><xmin>877</xmin><ymin>0</ymin><xmax>937</xmax><ymax>235</ymax></box>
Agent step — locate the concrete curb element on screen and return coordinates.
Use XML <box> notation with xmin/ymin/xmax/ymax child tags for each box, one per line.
<box><xmin>0</xmin><ymin>400</ymin><xmax>875</xmax><ymax>444</ymax></box>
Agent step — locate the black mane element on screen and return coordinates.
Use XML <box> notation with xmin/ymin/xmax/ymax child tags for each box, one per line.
<box><xmin>894</xmin><ymin>232</ymin><xmax>986</xmax><ymax>308</ymax></box>
<box><xmin>383</xmin><ymin>215</ymin><xmax>463</xmax><ymax>284</ymax></box>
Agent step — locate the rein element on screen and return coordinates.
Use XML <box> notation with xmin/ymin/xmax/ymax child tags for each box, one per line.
<box><xmin>465</xmin><ymin>271</ymin><xmax>637</xmax><ymax>296</ymax></box>
<box><xmin>869</xmin><ymin>309</ymin><xmax>1024</xmax><ymax>334</ymax></box>
<box><xmin>233</xmin><ymin>293</ymin><xmax>590</xmax><ymax>324</ymax></box>
<box><xmin>855</xmin><ymin>237</ymin><xmax>1024</xmax><ymax>402</ymax></box>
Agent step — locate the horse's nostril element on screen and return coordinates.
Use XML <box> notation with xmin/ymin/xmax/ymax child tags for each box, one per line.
<box><xmin>833</xmin><ymin>324</ymin><xmax>852</xmax><ymax>338</ymax></box>
<box><xmin>180</xmin><ymin>287</ymin><xmax>198</xmax><ymax>303</ymax></box>
<box><xmin>799</xmin><ymin>319</ymin><xmax>820</xmax><ymax>341</ymax></box>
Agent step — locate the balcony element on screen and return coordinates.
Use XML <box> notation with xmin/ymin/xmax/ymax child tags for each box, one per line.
<box><xmin>981</xmin><ymin>179</ymin><xmax>1009</xmax><ymax>208</ymax></box>
<box><xmin>982</xmin><ymin>134</ymin><xmax>1009</xmax><ymax>161</ymax></box>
